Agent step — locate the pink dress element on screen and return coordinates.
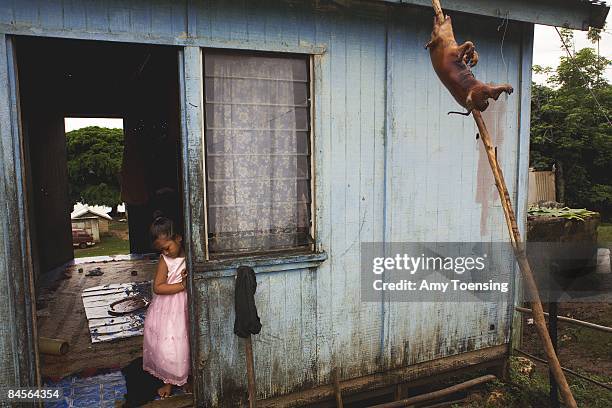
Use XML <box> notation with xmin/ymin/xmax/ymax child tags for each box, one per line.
<box><xmin>143</xmin><ymin>254</ymin><xmax>190</xmax><ymax>386</ymax></box>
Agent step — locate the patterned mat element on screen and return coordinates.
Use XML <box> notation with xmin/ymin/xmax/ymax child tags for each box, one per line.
<box><xmin>44</xmin><ymin>370</ymin><xmax>126</xmax><ymax>408</ymax></box>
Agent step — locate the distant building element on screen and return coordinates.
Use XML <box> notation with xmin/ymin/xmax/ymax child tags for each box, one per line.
<box><xmin>70</xmin><ymin>206</ymin><xmax>112</xmax><ymax>242</ymax></box>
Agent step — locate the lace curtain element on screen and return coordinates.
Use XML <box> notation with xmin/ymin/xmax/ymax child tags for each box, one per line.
<box><xmin>203</xmin><ymin>53</ymin><xmax>312</xmax><ymax>254</ymax></box>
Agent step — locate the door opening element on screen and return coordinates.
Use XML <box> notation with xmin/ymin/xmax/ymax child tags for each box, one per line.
<box><xmin>15</xmin><ymin>36</ymin><xmax>191</xmax><ymax>406</ymax></box>
<box><xmin>64</xmin><ymin>117</ymin><xmax>130</xmax><ymax>259</ymax></box>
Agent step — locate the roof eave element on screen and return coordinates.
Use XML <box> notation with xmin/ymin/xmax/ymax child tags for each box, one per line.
<box><xmin>381</xmin><ymin>0</ymin><xmax>609</xmax><ymax>30</ymax></box>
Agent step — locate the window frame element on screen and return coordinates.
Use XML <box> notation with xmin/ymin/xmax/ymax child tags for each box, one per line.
<box><xmin>200</xmin><ymin>48</ymin><xmax>317</xmax><ymax>261</ymax></box>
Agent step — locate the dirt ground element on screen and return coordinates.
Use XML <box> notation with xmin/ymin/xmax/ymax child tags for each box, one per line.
<box><xmin>521</xmin><ymin>301</ymin><xmax>612</xmax><ymax>377</ymax></box>
<box><xmin>37</xmin><ymin>258</ymin><xmax>157</xmax><ymax>379</ymax></box>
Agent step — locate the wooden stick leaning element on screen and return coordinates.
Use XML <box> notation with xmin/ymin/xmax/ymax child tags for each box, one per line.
<box><xmin>473</xmin><ymin>112</ymin><xmax>576</xmax><ymax>407</ymax></box>
<box><xmin>428</xmin><ymin>1</ymin><xmax>577</xmax><ymax>407</ymax></box>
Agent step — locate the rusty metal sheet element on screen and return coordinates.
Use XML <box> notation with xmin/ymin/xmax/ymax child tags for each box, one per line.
<box><xmin>81</xmin><ymin>282</ymin><xmax>151</xmax><ymax>343</ymax></box>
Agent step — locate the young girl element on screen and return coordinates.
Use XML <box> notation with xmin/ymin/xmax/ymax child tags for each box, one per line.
<box><xmin>143</xmin><ymin>216</ymin><xmax>190</xmax><ymax>398</ymax></box>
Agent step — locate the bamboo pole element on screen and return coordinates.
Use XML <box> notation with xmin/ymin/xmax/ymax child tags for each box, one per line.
<box><xmin>516</xmin><ymin>306</ymin><xmax>612</xmax><ymax>333</ymax></box>
<box><xmin>473</xmin><ymin>111</ymin><xmax>576</xmax><ymax>408</ymax></box>
<box><xmin>428</xmin><ymin>2</ymin><xmax>577</xmax><ymax>407</ymax></box>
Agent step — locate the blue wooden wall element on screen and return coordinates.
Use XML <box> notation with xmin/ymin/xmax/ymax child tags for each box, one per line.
<box><xmin>0</xmin><ymin>0</ymin><xmax>533</xmax><ymax>406</ymax></box>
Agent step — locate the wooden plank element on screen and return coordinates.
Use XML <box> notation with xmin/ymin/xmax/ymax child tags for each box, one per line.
<box><xmin>108</xmin><ymin>0</ymin><xmax>131</xmax><ymax>34</ymax></box>
<box><xmin>0</xmin><ymin>33</ymin><xmax>38</xmax><ymax>388</ymax></box>
<box><xmin>254</xmin><ymin>273</ymin><xmax>272</xmax><ymax>399</ymax></box>
<box><xmin>267</xmin><ymin>272</ymin><xmax>287</xmax><ymax>394</ymax></box>
<box><xmin>313</xmin><ymin>9</ymin><xmax>334</xmax><ymax>387</ymax></box>
<box><xmin>84</xmin><ymin>0</ymin><xmax>110</xmax><ymax>33</ymax></box>
<box><xmin>129</xmin><ymin>1</ymin><xmax>152</xmax><ymax>37</ymax></box>
<box><xmin>327</xmin><ymin>10</ymin><xmax>349</xmax><ymax>384</ymax></box>
<box><xmin>0</xmin><ymin>1</ymin><xmax>13</xmax><ymax>26</ymax></box>
<box><xmin>181</xmin><ymin>47</ymin><xmax>206</xmax><ymax>263</ymax></box>
<box><xmin>0</xmin><ymin>32</ymin><xmax>18</xmax><ymax>388</ymax></box>
<box><xmin>62</xmin><ymin>0</ymin><xmax>87</xmax><ymax>31</ymax></box>
<box><xmin>337</xmin><ymin>14</ymin><xmax>362</xmax><ymax>380</ymax></box>
<box><xmin>259</xmin><ymin>345</ymin><xmax>507</xmax><ymax>408</ymax></box>
<box><xmin>150</xmin><ymin>1</ymin><xmax>176</xmax><ymax>38</ymax></box>
<box><xmin>512</xmin><ymin>22</ymin><xmax>534</xmax><ymax>350</ymax></box>
<box><xmin>299</xmin><ymin>268</ymin><xmax>318</xmax><ymax>388</ymax></box>
<box><xmin>356</xmin><ymin>15</ymin><xmax>387</xmax><ymax>378</ymax></box>
<box><xmin>12</xmin><ymin>0</ymin><xmax>39</xmax><ymax>28</ymax></box>
<box><xmin>179</xmin><ymin>46</ymin><xmax>204</xmax><ymax>407</ymax></box>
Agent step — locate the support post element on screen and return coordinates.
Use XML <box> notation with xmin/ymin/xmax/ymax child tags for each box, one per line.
<box><xmin>548</xmin><ymin>301</ymin><xmax>559</xmax><ymax>408</ymax></box>
<box><xmin>245</xmin><ymin>336</ymin><xmax>257</xmax><ymax>408</ymax></box>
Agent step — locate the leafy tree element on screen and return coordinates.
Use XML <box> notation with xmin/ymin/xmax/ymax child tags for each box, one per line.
<box><xmin>66</xmin><ymin>126</ymin><xmax>124</xmax><ymax>208</ymax></box>
<box><xmin>530</xmin><ymin>40</ymin><xmax>612</xmax><ymax>219</ymax></box>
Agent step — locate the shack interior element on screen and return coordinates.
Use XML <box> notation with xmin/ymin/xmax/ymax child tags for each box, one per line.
<box><xmin>15</xmin><ymin>37</ymin><xmax>184</xmax><ymax>389</ymax></box>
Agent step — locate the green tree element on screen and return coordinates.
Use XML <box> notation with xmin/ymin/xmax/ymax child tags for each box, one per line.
<box><xmin>66</xmin><ymin>126</ymin><xmax>124</xmax><ymax>207</ymax></box>
<box><xmin>530</xmin><ymin>45</ymin><xmax>612</xmax><ymax>219</ymax></box>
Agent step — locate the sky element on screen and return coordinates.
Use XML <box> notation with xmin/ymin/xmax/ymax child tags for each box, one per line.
<box><xmin>532</xmin><ymin>13</ymin><xmax>611</xmax><ymax>85</ymax></box>
<box><xmin>64</xmin><ymin>11</ymin><xmax>611</xmax><ymax>132</ymax></box>
<box><xmin>64</xmin><ymin>117</ymin><xmax>123</xmax><ymax>132</ymax></box>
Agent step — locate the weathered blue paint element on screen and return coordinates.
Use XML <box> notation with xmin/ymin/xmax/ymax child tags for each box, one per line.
<box><xmin>0</xmin><ymin>0</ymin><xmax>553</xmax><ymax>406</ymax></box>
<box><xmin>511</xmin><ymin>22</ymin><xmax>535</xmax><ymax>348</ymax></box>
<box><xmin>0</xmin><ymin>33</ymin><xmax>39</xmax><ymax>390</ymax></box>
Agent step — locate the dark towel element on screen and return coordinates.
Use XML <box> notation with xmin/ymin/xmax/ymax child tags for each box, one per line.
<box><xmin>121</xmin><ymin>357</ymin><xmax>163</xmax><ymax>407</ymax></box>
<box><xmin>233</xmin><ymin>266</ymin><xmax>262</xmax><ymax>338</ymax></box>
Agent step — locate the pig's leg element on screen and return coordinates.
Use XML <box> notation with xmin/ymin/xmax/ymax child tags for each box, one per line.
<box><xmin>425</xmin><ymin>17</ymin><xmax>440</xmax><ymax>49</ymax></box>
<box><xmin>456</xmin><ymin>41</ymin><xmax>477</xmax><ymax>66</ymax></box>
<box><xmin>487</xmin><ymin>84</ymin><xmax>514</xmax><ymax>100</ymax></box>
<box><xmin>464</xmin><ymin>49</ymin><xmax>478</xmax><ymax>67</ymax></box>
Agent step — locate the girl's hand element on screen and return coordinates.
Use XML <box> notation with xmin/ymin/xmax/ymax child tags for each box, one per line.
<box><xmin>180</xmin><ymin>269</ymin><xmax>188</xmax><ymax>290</ymax></box>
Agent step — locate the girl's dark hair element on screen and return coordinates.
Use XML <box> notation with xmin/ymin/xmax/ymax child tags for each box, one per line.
<box><xmin>150</xmin><ymin>216</ymin><xmax>179</xmax><ymax>241</ymax></box>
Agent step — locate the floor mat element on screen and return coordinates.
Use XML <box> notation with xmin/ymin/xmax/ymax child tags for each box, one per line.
<box><xmin>44</xmin><ymin>370</ymin><xmax>126</xmax><ymax>408</ymax></box>
<box><xmin>82</xmin><ymin>282</ymin><xmax>151</xmax><ymax>343</ymax></box>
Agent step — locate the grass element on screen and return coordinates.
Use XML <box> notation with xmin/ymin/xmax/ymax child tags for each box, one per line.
<box><xmin>74</xmin><ymin>221</ymin><xmax>130</xmax><ymax>258</ymax></box>
<box><xmin>598</xmin><ymin>223</ymin><xmax>612</xmax><ymax>248</ymax></box>
<box><xmin>454</xmin><ymin>357</ymin><xmax>612</xmax><ymax>407</ymax></box>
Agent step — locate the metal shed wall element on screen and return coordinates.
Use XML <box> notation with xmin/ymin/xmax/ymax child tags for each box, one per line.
<box><xmin>0</xmin><ymin>0</ymin><xmax>532</xmax><ymax>406</ymax></box>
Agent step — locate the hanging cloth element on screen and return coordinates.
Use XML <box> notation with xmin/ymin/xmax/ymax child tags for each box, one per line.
<box><xmin>233</xmin><ymin>266</ymin><xmax>262</xmax><ymax>338</ymax></box>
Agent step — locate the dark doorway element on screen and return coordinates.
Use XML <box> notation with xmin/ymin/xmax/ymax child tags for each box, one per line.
<box><xmin>14</xmin><ymin>37</ymin><xmax>187</xmax><ymax>404</ymax></box>
<box><xmin>16</xmin><ymin>37</ymin><xmax>183</xmax><ymax>275</ymax></box>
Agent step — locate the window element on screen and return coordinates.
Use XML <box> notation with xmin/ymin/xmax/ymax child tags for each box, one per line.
<box><xmin>203</xmin><ymin>52</ymin><xmax>313</xmax><ymax>256</ymax></box>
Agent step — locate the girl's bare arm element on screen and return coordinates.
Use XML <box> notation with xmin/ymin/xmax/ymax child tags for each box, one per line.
<box><xmin>152</xmin><ymin>256</ymin><xmax>185</xmax><ymax>295</ymax></box>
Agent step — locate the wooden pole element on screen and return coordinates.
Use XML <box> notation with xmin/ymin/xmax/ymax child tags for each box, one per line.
<box><xmin>472</xmin><ymin>111</ymin><xmax>576</xmax><ymax>407</ymax></box>
<box><xmin>368</xmin><ymin>375</ymin><xmax>496</xmax><ymax>408</ymax></box>
<box><xmin>428</xmin><ymin>2</ymin><xmax>577</xmax><ymax>407</ymax></box>
<box><xmin>333</xmin><ymin>370</ymin><xmax>344</xmax><ymax>408</ymax></box>
<box><xmin>549</xmin><ymin>300</ymin><xmax>560</xmax><ymax>408</ymax></box>
<box><xmin>515</xmin><ymin>306</ymin><xmax>612</xmax><ymax>333</ymax></box>
<box><xmin>245</xmin><ymin>336</ymin><xmax>257</xmax><ymax>408</ymax></box>
<box><xmin>431</xmin><ymin>1</ymin><xmax>445</xmax><ymax>24</ymax></box>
